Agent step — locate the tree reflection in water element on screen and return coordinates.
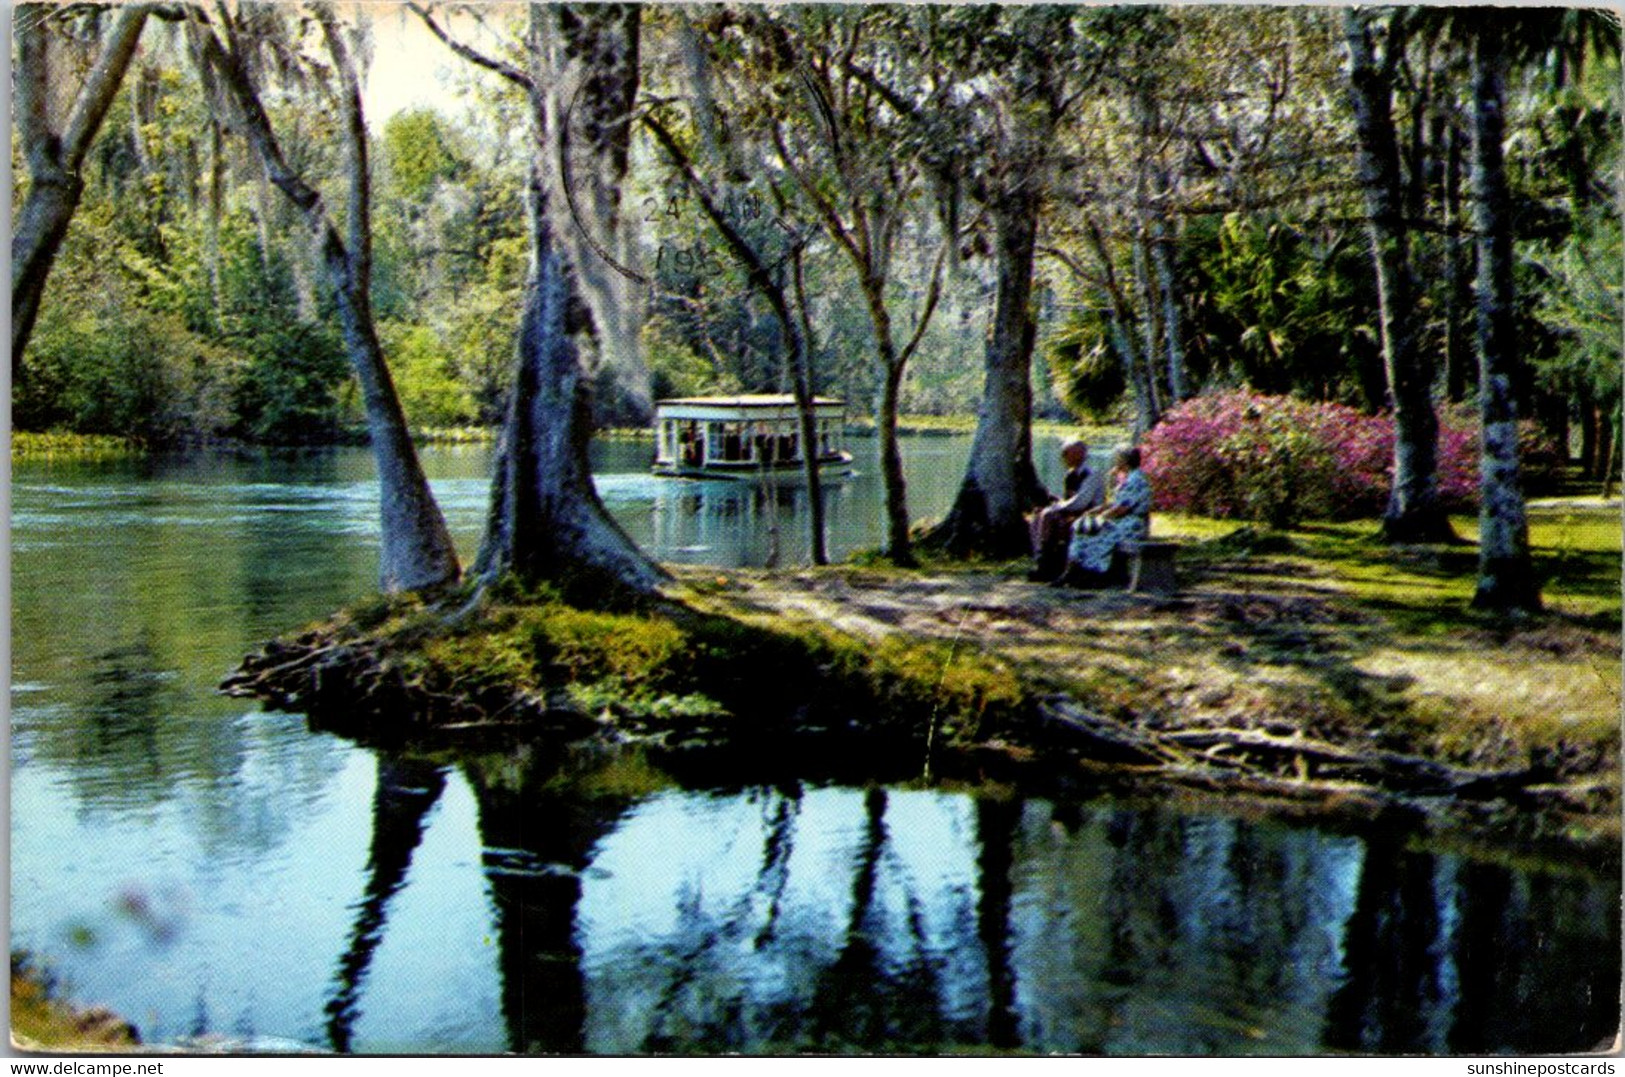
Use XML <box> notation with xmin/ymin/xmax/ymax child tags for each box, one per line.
<box><xmin>329</xmin><ymin>753</ymin><xmax>1620</xmax><ymax>1055</ymax></box>
<box><xmin>325</xmin><ymin>756</ymin><xmax>447</xmax><ymax>1052</ymax></box>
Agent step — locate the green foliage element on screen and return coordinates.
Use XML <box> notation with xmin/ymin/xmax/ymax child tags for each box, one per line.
<box><xmin>21</xmin><ymin>300</ymin><xmax>236</xmax><ymax>439</ymax></box>
<box><xmin>1043</xmin><ymin>308</ymin><xmax>1129</xmax><ymax>419</ymax></box>
<box><xmin>532</xmin><ymin>606</ymin><xmax>686</xmax><ymax>689</ymax></box>
<box><xmin>17</xmin><ymin>203</ymin><xmax>239</xmax><ymax>439</ymax></box>
<box><xmin>10</xmin><ymin>432</ymin><xmax>141</xmax><ymax>460</ymax></box>
<box><xmin>382</xmin><ymin>109</ymin><xmax>467</xmax><ymax>203</ymax></box>
<box><xmin>230</xmin><ymin>320</ymin><xmax>351</xmax><ymax>444</ymax></box>
<box><xmin>1534</xmin><ymin>207</ymin><xmax>1623</xmax><ymax>405</ymax></box>
<box><xmin>867</xmin><ymin>636</ymin><xmax>1023</xmax><ymax>740</ymax></box>
<box><xmin>642</xmin><ymin>316</ymin><xmax>735</xmax><ymax>399</ymax></box>
<box><xmin>1191</xmin><ymin>215</ymin><xmax>1383</xmax><ymax>407</ymax></box>
<box><xmin>380</xmin><ymin>321</ymin><xmax>478</xmax><ymax>428</ymax></box>
<box><xmin>419</xmin><ymin>622</ymin><xmax>541</xmax><ymax>695</ymax></box>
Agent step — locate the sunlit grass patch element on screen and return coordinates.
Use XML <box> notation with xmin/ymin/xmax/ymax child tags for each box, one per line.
<box><xmin>11</xmin><ymin>430</ymin><xmax>142</xmax><ymax>460</ymax></box>
<box><xmin>1147</xmin><ymin>513</ymin><xmax>1249</xmax><ymax>543</ymax></box>
<box><xmin>1369</xmin><ymin>644</ymin><xmax>1621</xmax><ymax>768</ymax></box>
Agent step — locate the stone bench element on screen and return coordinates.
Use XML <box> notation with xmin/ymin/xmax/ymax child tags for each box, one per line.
<box><xmin>1127</xmin><ymin>540</ymin><xmax>1179</xmax><ymax>595</ymax></box>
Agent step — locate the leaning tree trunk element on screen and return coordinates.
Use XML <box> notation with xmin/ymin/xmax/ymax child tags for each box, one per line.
<box><xmin>12</xmin><ymin>3</ymin><xmax>150</xmax><ymax>371</ymax></box>
<box><xmin>325</xmin><ymin>756</ymin><xmax>447</xmax><ymax>1052</ymax></box>
<box><xmin>925</xmin><ymin>187</ymin><xmax>1048</xmax><ymax>559</ymax></box>
<box><xmin>201</xmin><ymin>7</ymin><xmax>460</xmax><ymax>594</ymax></box>
<box><xmin>1345</xmin><ymin>11</ymin><xmax>1456</xmax><ymax>545</ymax></box>
<box><xmin>1468</xmin><ymin>23</ymin><xmax>1540</xmax><ymax>615</ymax></box>
<box><xmin>470</xmin><ymin>4</ymin><xmax>665</xmax><ymax>603</ymax></box>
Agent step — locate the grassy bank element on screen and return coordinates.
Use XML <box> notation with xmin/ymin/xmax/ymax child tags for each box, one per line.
<box><xmin>226</xmin><ymin>576</ymin><xmax>1024</xmax><ymax>767</ymax></box>
<box><xmin>225</xmin><ymin>500</ymin><xmax>1620</xmax><ymax>853</ymax></box>
<box><xmin>11</xmin><ymin>431</ymin><xmax>144</xmax><ymax>461</ymax></box>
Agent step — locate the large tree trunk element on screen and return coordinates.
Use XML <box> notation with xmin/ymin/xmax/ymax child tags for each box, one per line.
<box><xmin>1467</xmin><ymin>23</ymin><xmax>1541</xmax><ymax>615</ymax></box>
<box><xmin>11</xmin><ymin>3</ymin><xmax>150</xmax><ymax>371</ymax></box>
<box><xmin>925</xmin><ymin>189</ymin><xmax>1048</xmax><ymax>559</ymax></box>
<box><xmin>1442</xmin><ymin>123</ymin><xmax>1474</xmax><ymax>404</ymax></box>
<box><xmin>1344</xmin><ymin>11</ymin><xmax>1456</xmax><ymax>545</ymax></box>
<box><xmin>471</xmin><ymin>4</ymin><xmax>665</xmax><ymax>603</ymax></box>
<box><xmin>555</xmin><ymin>3</ymin><xmax>648</xmax><ymax>425</ymax></box>
<box><xmin>471</xmin><ymin>191</ymin><xmax>664</xmax><ymax>601</ymax></box>
<box><xmin>201</xmin><ymin>7</ymin><xmax>460</xmax><ymax>594</ymax></box>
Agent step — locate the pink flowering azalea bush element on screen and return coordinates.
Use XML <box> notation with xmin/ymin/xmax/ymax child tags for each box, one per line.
<box><xmin>1141</xmin><ymin>390</ymin><xmax>1560</xmax><ymax>528</ymax></box>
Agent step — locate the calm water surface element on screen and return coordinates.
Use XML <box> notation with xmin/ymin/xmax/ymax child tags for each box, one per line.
<box><xmin>10</xmin><ymin>437</ymin><xmax>1620</xmax><ymax>1053</ymax></box>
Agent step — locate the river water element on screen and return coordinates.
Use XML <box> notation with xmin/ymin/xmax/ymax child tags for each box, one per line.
<box><xmin>10</xmin><ymin>437</ymin><xmax>1620</xmax><ymax>1054</ymax></box>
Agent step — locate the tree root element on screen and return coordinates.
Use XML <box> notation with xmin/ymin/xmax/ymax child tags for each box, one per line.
<box><xmin>1033</xmin><ymin>695</ymin><xmax>1552</xmax><ymax>804</ymax></box>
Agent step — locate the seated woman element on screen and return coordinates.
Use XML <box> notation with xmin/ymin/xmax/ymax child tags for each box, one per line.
<box><xmin>1059</xmin><ymin>446</ymin><xmax>1152</xmax><ymax>589</ymax></box>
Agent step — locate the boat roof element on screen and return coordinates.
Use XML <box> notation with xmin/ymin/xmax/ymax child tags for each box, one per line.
<box><xmin>656</xmin><ymin>394</ymin><xmax>844</xmax><ymax>409</ymax></box>
<box><xmin>654</xmin><ymin>394</ymin><xmax>846</xmax><ymax>421</ymax></box>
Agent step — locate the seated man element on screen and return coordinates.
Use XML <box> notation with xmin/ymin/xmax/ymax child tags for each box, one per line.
<box><xmin>1027</xmin><ymin>439</ymin><xmax>1105</xmax><ymax>581</ymax></box>
<box><xmin>1059</xmin><ymin>446</ymin><xmax>1153</xmax><ymax>588</ymax></box>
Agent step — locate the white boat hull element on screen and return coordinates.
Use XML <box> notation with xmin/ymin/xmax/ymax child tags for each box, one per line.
<box><xmin>652</xmin><ymin>452</ymin><xmax>855</xmax><ymax>483</ymax></box>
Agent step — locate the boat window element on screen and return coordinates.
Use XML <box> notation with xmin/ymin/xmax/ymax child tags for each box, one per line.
<box><xmin>707</xmin><ymin>421</ymin><xmax>746</xmax><ymax>462</ymax></box>
<box><xmin>687</xmin><ymin>422</ymin><xmax>703</xmax><ymax>465</ymax></box>
<box><xmin>751</xmin><ymin>423</ymin><xmax>775</xmax><ymax>462</ymax></box>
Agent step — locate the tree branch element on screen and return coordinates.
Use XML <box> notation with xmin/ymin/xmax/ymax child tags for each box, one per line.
<box><xmin>61</xmin><ymin>3</ymin><xmax>153</xmax><ymax>170</ymax></box>
<box><xmin>642</xmin><ymin>111</ymin><xmax>786</xmax><ymax>311</ymax></box>
<box><xmin>767</xmin><ymin>118</ymin><xmax>863</xmax><ymax>268</ymax></box>
<box><xmin>190</xmin><ymin>8</ymin><xmax>320</xmax><ymax>215</ymax></box>
<box><xmin>897</xmin><ymin>241</ymin><xmax>948</xmax><ymax>368</ymax></box>
<box><xmin>407</xmin><ymin>2</ymin><xmax>532</xmax><ymax>91</ymax></box>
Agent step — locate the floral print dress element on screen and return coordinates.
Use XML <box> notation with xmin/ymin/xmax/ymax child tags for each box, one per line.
<box><xmin>1067</xmin><ymin>468</ymin><xmax>1152</xmax><ymax>573</ymax></box>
